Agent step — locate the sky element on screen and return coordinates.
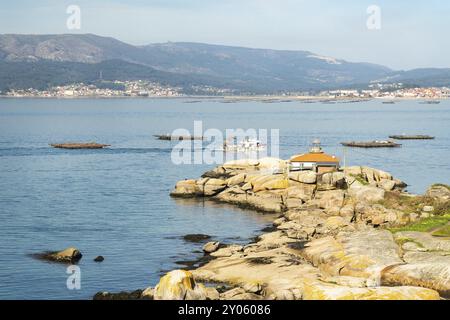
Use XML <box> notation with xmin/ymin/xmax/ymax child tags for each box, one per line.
<box><xmin>0</xmin><ymin>0</ymin><xmax>449</xmax><ymax>70</ymax></box>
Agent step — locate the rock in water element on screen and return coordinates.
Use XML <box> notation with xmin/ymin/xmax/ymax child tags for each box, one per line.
<box><xmin>93</xmin><ymin>290</ymin><xmax>144</xmax><ymax>300</ymax></box>
<box><xmin>94</xmin><ymin>256</ymin><xmax>104</xmax><ymax>262</ymax></box>
<box><xmin>183</xmin><ymin>234</ymin><xmax>211</xmax><ymax>243</ymax></box>
<box><xmin>154</xmin><ymin>270</ymin><xmax>208</xmax><ymax>300</ymax></box>
<box><xmin>36</xmin><ymin>247</ymin><xmax>82</xmax><ymax>263</ymax></box>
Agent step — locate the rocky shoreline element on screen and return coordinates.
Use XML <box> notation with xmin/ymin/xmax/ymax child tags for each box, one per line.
<box><xmin>95</xmin><ymin>158</ymin><xmax>450</xmax><ymax>300</ymax></box>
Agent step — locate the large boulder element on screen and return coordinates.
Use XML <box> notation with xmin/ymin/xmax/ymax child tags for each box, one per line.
<box><xmin>259</xmin><ymin>178</ymin><xmax>289</xmax><ymax>191</ymax></box>
<box><xmin>286</xmin><ymin>183</ymin><xmax>316</xmax><ymax>202</ymax></box>
<box><xmin>289</xmin><ymin>171</ymin><xmax>317</xmax><ymax>184</ymax></box>
<box><xmin>154</xmin><ymin>270</ymin><xmax>208</xmax><ymax>300</ymax></box>
<box><xmin>318</xmin><ymin>171</ymin><xmax>346</xmax><ymax>190</ymax></box>
<box><xmin>354</xmin><ymin>204</ymin><xmax>402</xmax><ymax>226</ymax></box>
<box><xmin>426</xmin><ymin>184</ymin><xmax>450</xmax><ymax>201</ymax></box>
<box><xmin>378</xmin><ymin>179</ymin><xmax>396</xmax><ymax>191</ymax></box>
<box><xmin>201</xmin><ymin>166</ymin><xmax>232</xmax><ymax>179</ymax></box>
<box><xmin>301</xmin><ymin>230</ymin><xmax>403</xmax><ymax>279</ymax></box>
<box><xmin>203</xmin><ymin>178</ymin><xmax>227</xmax><ymax>196</ymax></box>
<box><xmin>362</xmin><ymin>167</ymin><xmax>392</xmax><ymax>184</ymax></box>
<box><xmin>257</xmin><ymin>157</ymin><xmax>286</xmax><ymax>170</ymax></box>
<box><xmin>381</xmin><ymin>249</ymin><xmax>450</xmax><ymax>298</ymax></box>
<box><xmin>344</xmin><ymin>167</ymin><xmax>404</xmax><ymax>190</ymax></box>
<box><xmin>249</xmin><ymin>175</ymin><xmax>288</xmax><ymax>192</ymax></box>
<box><xmin>214</xmin><ymin>187</ymin><xmax>285</xmax><ymax>213</ymax></box>
<box><xmin>226</xmin><ymin>173</ymin><xmax>246</xmax><ymax>187</ymax></box>
<box><xmin>349</xmin><ymin>186</ymin><xmax>385</xmax><ymax>203</ymax></box>
<box><xmin>223</xmin><ymin>159</ymin><xmax>259</xmax><ymax>170</ymax></box>
<box><xmin>312</xmin><ymin>190</ymin><xmax>345</xmax><ymax>210</ymax></box>
<box><xmin>344</xmin><ymin>166</ymin><xmax>363</xmax><ymax>176</ymax></box>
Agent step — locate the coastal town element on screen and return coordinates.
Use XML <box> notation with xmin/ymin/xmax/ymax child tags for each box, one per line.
<box><xmin>1</xmin><ymin>80</ymin><xmax>449</xmax><ymax>100</ymax></box>
<box><xmin>324</xmin><ymin>85</ymin><xmax>450</xmax><ymax>100</ymax></box>
<box><xmin>0</xmin><ymin>80</ymin><xmax>183</xmax><ymax>98</ymax></box>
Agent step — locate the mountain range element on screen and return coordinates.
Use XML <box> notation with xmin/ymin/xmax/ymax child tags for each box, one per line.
<box><xmin>0</xmin><ymin>33</ymin><xmax>449</xmax><ymax>94</ymax></box>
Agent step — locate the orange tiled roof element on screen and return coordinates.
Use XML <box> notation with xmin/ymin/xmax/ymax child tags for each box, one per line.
<box><xmin>290</xmin><ymin>152</ymin><xmax>339</xmax><ymax>163</ymax></box>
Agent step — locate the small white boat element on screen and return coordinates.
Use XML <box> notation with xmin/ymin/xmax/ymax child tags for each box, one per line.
<box><xmin>217</xmin><ymin>137</ymin><xmax>266</xmax><ymax>152</ymax></box>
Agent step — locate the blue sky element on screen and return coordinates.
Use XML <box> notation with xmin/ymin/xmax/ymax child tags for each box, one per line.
<box><xmin>0</xmin><ymin>0</ymin><xmax>449</xmax><ymax>70</ymax></box>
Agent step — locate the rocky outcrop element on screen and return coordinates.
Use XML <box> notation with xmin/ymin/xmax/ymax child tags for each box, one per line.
<box><xmin>93</xmin><ymin>160</ymin><xmax>450</xmax><ymax>301</ymax></box>
<box><xmin>192</xmin><ymin>227</ymin><xmax>440</xmax><ymax>300</ymax></box>
<box><xmin>301</xmin><ymin>230</ymin><xmax>403</xmax><ymax>279</ymax></box>
<box><xmin>348</xmin><ymin>186</ymin><xmax>385</xmax><ymax>203</ymax></box>
<box><xmin>170</xmin><ymin>160</ymin><xmax>405</xmax><ymax>219</ymax></box>
<box><xmin>381</xmin><ymin>255</ymin><xmax>450</xmax><ymax>298</ymax></box>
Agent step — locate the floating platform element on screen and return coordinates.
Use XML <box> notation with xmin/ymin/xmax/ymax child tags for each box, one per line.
<box><xmin>341</xmin><ymin>140</ymin><xmax>401</xmax><ymax>148</ymax></box>
<box><xmin>382</xmin><ymin>101</ymin><xmax>396</xmax><ymax>104</ymax></box>
<box><xmin>154</xmin><ymin>134</ymin><xmax>204</xmax><ymax>141</ymax></box>
<box><xmin>420</xmin><ymin>101</ymin><xmax>441</xmax><ymax>104</ymax></box>
<box><xmin>50</xmin><ymin>142</ymin><xmax>110</xmax><ymax>149</ymax></box>
<box><xmin>388</xmin><ymin>135</ymin><xmax>435</xmax><ymax>140</ymax></box>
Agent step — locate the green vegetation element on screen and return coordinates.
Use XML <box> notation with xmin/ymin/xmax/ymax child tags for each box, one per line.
<box><xmin>390</xmin><ymin>214</ymin><xmax>450</xmax><ymax>233</ymax></box>
<box><xmin>431</xmin><ymin>224</ymin><xmax>450</xmax><ymax>237</ymax></box>
<box><xmin>383</xmin><ymin>190</ymin><xmax>450</xmax><ymax>236</ymax></box>
<box><xmin>433</xmin><ymin>200</ymin><xmax>450</xmax><ymax>216</ymax></box>
<box><xmin>0</xmin><ymin>59</ymin><xmax>201</xmax><ymax>93</ymax></box>
<box><xmin>378</xmin><ymin>191</ymin><xmax>434</xmax><ymax>213</ymax></box>
<box><xmin>350</xmin><ymin>174</ymin><xmax>369</xmax><ymax>186</ymax></box>
<box><xmin>94</xmin><ymin>81</ymin><xmax>126</xmax><ymax>91</ymax></box>
<box><xmin>395</xmin><ymin>237</ymin><xmax>425</xmax><ymax>248</ymax></box>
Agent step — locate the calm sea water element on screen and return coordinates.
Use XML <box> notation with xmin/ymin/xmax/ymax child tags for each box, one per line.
<box><xmin>0</xmin><ymin>98</ymin><xmax>449</xmax><ymax>299</ymax></box>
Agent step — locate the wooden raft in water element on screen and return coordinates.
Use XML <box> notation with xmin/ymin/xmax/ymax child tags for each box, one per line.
<box><xmin>341</xmin><ymin>141</ymin><xmax>401</xmax><ymax>148</ymax></box>
<box><xmin>50</xmin><ymin>142</ymin><xmax>111</xmax><ymax>149</ymax></box>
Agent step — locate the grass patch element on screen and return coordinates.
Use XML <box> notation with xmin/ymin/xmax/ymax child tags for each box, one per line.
<box><xmin>350</xmin><ymin>174</ymin><xmax>369</xmax><ymax>186</ymax></box>
<box><xmin>431</xmin><ymin>224</ymin><xmax>450</xmax><ymax>237</ymax></box>
<box><xmin>433</xmin><ymin>200</ymin><xmax>450</xmax><ymax>216</ymax></box>
<box><xmin>390</xmin><ymin>214</ymin><xmax>450</xmax><ymax>233</ymax></box>
<box><xmin>395</xmin><ymin>237</ymin><xmax>425</xmax><ymax>248</ymax></box>
<box><xmin>378</xmin><ymin>191</ymin><xmax>434</xmax><ymax>213</ymax></box>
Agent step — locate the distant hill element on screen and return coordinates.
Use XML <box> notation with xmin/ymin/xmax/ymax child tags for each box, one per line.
<box><xmin>374</xmin><ymin>68</ymin><xmax>450</xmax><ymax>87</ymax></box>
<box><xmin>0</xmin><ymin>33</ymin><xmax>448</xmax><ymax>93</ymax></box>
